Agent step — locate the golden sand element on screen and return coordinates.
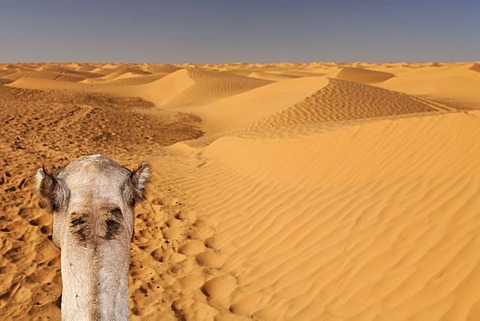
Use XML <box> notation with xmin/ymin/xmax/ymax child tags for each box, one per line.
<box><xmin>1</xmin><ymin>61</ymin><xmax>479</xmax><ymax>320</ymax></box>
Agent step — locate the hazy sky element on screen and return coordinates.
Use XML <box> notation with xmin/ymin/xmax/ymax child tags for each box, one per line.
<box><xmin>0</xmin><ymin>0</ymin><xmax>478</xmax><ymax>63</ymax></box>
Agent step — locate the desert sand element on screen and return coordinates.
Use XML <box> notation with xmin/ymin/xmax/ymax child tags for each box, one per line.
<box><xmin>1</xmin><ymin>61</ymin><xmax>480</xmax><ymax>320</ymax></box>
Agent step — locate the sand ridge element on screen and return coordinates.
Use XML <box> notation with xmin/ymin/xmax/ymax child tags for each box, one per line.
<box><xmin>245</xmin><ymin>78</ymin><xmax>445</xmax><ymax>131</ymax></box>
<box><xmin>1</xmin><ymin>61</ymin><xmax>480</xmax><ymax>320</ymax></box>
<box><xmin>335</xmin><ymin>67</ymin><xmax>395</xmax><ymax>83</ymax></box>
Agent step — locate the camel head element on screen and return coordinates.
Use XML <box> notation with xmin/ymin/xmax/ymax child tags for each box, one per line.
<box><xmin>35</xmin><ymin>155</ymin><xmax>150</xmax><ymax>319</ymax></box>
<box><xmin>35</xmin><ymin>154</ymin><xmax>150</xmax><ymax>249</ymax></box>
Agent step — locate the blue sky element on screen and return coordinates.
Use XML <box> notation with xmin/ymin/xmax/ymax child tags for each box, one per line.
<box><xmin>0</xmin><ymin>0</ymin><xmax>478</xmax><ymax>63</ymax></box>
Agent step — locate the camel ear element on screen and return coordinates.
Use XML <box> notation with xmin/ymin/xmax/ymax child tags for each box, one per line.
<box><xmin>123</xmin><ymin>163</ymin><xmax>150</xmax><ymax>206</ymax></box>
<box><xmin>35</xmin><ymin>168</ymin><xmax>69</xmax><ymax>213</ymax></box>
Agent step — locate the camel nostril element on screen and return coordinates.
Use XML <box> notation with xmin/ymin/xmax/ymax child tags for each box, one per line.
<box><xmin>104</xmin><ymin>219</ymin><xmax>122</xmax><ymax>240</ymax></box>
<box><xmin>70</xmin><ymin>217</ymin><xmax>86</xmax><ymax>227</ymax></box>
<box><xmin>110</xmin><ymin>208</ymin><xmax>123</xmax><ymax>218</ymax></box>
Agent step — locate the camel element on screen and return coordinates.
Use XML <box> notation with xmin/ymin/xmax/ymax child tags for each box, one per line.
<box><xmin>35</xmin><ymin>154</ymin><xmax>150</xmax><ymax>321</ymax></box>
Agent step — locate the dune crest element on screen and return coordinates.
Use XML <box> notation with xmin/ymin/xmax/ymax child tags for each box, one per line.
<box><xmin>335</xmin><ymin>66</ymin><xmax>394</xmax><ymax>83</ymax></box>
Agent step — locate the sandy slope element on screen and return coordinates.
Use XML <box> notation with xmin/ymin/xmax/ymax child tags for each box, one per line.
<box><xmin>375</xmin><ymin>63</ymin><xmax>480</xmax><ymax>108</ymax></box>
<box><xmin>1</xmin><ymin>62</ymin><xmax>480</xmax><ymax>321</ymax></box>
<box><xmin>165</xmin><ymin>112</ymin><xmax>480</xmax><ymax>320</ymax></box>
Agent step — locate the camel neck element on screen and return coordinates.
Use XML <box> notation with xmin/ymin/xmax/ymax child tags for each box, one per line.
<box><xmin>60</xmin><ymin>244</ymin><xmax>130</xmax><ymax>320</ymax></box>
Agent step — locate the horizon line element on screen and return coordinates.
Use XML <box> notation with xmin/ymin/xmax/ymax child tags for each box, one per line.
<box><xmin>1</xmin><ymin>60</ymin><xmax>479</xmax><ymax>65</ymax></box>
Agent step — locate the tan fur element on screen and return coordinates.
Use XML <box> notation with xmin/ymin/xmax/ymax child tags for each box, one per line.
<box><xmin>36</xmin><ymin>155</ymin><xmax>150</xmax><ymax>321</ymax></box>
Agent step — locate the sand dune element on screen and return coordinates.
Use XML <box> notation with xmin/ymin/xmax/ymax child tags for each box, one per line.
<box><xmin>247</xmin><ymin>78</ymin><xmax>444</xmax><ymax>132</ymax></box>
<box><xmin>103</xmin><ymin>68</ymin><xmax>270</xmax><ymax>107</ymax></box>
<box><xmin>143</xmin><ymin>64</ymin><xmax>181</xmax><ymax>74</ymax></box>
<box><xmin>470</xmin><ymin>63</ymin><xmax>480</xmax><ymax>73</ymax></box>
<box><xmin>20</xmin><ymin>70</ymin><xmax>92</xmax><ymax>83</ymax></box>
<box><xmin>1</xmin><ymin>62</ymin><xmax>480</xmax><ymax>321</ymax></box>
<box><xmin>83</xmin><ymin>72</ymin><xmax>169</xmax><ymax>87</ymax></box>
<box><xmin>119</xmin><ymin>69</ymin><xmax>196</xmax><ymax>106</ymax></box>
<box><xmin>167</xmin><ymin>111</ymin><xmax>480</xmax><ymax>320</ymax></box>
<box><xmin>247</xmin><ymin>71</ymin><xmax>298</xmax><ymax>81</ymax></box>
<box><xmin>376</xmin><ymin>64</ymin><xmax>480</xmax><ymax>108</ymax></box>
<box><xmin>86</xmin><ymin>67</ymin><xmax>151</xmax><ymax>82</ymax></box>
<box><xmin>335</xmin><ymin>67</ymin><xmax>395</xmax><ymax>83</ymax></box>
<box><xmin>7</xmin><ymin>71</ymin><xmax>94</xmax><ymax>91</ymax></box>
<box><xmin>164</xmin><ymin>69</ymin><xmax>271</xmax><ymax>107</ymax></box>
<box><xmin>0</xmin><ymin>70</ymin><xmax>30</xmax><ymax>82</ymax></box>
<box><xmin>6</xmin><ymin>67</ymin><xmax>271</xmax><ymax>109</ymax></box>
<box><xmin>193</xmin><ymin>76</ymin><xmax>329</xmax><ymax>135</ymax></box>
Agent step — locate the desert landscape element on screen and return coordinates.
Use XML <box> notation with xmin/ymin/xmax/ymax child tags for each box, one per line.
<box><xmin>1</xmin><ymin>61</ymin><xmax>480</xmax><ymax>320</ymax></box>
